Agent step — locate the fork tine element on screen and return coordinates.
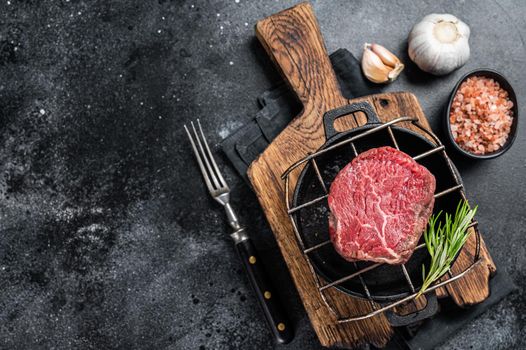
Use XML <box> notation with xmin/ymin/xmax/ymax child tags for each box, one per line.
<box><xmin>190</xmin><ymin>121</ymin><xmax>221</xmax><ymax>190</ymax></box>
<box><xmin>184</xmin><ymin>124</ymin><xmax>215</xmax><ymax>193</ymax></box>
<box><xmin>197</xmin><ymin>119</ymin><xmax>227</xmax><ymax>188</ymax></box>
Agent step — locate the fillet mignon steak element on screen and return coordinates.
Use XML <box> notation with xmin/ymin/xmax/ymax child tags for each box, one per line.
<box><xmin>328</xmin><ymin>146</ymin><xmax>436</xmax><ymax>265</ymax></box>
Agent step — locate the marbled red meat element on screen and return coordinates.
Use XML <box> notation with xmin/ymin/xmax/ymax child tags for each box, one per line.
<box><xmin>328</xmin><ymin>146</ymin><xmax>436</xmax><ymax>265</ymax></box>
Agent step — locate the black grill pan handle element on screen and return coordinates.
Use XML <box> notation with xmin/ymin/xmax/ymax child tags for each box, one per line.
<box><xmin>323</xmin><ymin>101</ymin><xmax>380</xmax><ymax>140</ymax></box>
<box><xmin>384</xmin><ymin>291</ymin><xmax>438</xmax><ymax>327</ymax></box>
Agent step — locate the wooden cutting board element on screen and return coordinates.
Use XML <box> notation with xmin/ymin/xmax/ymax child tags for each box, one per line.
<box><xmin>248</xmin><ymin>2</ymin><xmax>496</xmax><ymax>348</ymax></box>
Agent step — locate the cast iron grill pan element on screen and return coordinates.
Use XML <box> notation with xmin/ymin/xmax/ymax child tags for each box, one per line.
<box><xmin>291</xmin><ymin>107</ymin><xmax>463</xmax><ymax>302</ymax></box>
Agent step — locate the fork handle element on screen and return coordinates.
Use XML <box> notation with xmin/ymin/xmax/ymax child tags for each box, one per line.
<box><xmin>234</xmin><ymin>232</ymin><xmax>294</xmax><ymax>344</ymax></box>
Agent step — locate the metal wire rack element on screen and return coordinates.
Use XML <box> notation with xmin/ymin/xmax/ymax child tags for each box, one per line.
<box><xmin>282</xmin><ymin>116</ymin><xmax>482</xmax><ymax>323</ymax></box>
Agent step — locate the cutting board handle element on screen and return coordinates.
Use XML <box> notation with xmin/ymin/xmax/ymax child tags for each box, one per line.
<box><xmin>256</xmin><ymin>2</ymin><xmax>346</xmax><ymax>111</ymax></box>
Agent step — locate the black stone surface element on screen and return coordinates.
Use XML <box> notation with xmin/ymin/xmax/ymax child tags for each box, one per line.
<box><xmin>0</xmin><ymin>1</ymin><xmax>524</xmax><ymax>349</ymax></box>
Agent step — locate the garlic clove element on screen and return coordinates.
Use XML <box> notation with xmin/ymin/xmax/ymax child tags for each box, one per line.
<box><xmin>362</xmin><ymin>47</ymin><xmax>392</xmax><ymax>83</ymax></box>
<box><xmin>362</xmin><ymin>44</ymin><xmax>404</xmax><ymax>84</ymax></box>
<box><xmin>387</xmin><ymin>63</ymin><xmax>405</xmax><ymax>81</ymax></box>
<box><xmin>370</xmin><ymin>43</ymin><xmax>400</xmax><ymax>68</ymax></box>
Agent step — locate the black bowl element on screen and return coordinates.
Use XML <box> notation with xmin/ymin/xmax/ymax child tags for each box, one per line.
<box><xmin>444</xmin><ymin>69</ymin><xmax>518</xmax><ymax>159</ymax></box>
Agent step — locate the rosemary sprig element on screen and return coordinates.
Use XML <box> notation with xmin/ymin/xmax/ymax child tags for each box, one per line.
<box><xmin>417</xmin><ymin>199</ymin><xmax>477</xmax><ymax>297</ymax></box>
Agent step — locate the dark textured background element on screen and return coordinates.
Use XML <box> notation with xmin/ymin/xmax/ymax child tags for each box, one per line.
<box><xmin>0</xmin><ymin>1</ymin><xmax>524</xmax><ymax>349</ymax></box>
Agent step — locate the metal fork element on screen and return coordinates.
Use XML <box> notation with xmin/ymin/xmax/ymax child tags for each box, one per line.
<box><xmin>184</xmin><ymin>120</ymin><xmax>241</xmax><ymax>234</ymax></box>
<box><xmin>184</xmin><ymin>120</ymin><xmax>293</xmax><ymax>344</ymax></box>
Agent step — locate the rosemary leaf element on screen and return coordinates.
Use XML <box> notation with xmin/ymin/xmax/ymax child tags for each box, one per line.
<box><xmin>417</xmin><ymin>200</ymin><xmax>477</xmax><ymax>297</ymax></box>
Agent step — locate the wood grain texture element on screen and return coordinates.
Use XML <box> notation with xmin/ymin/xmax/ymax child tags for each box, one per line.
<box><xmin>249</xmin><ymin>2</ymin><xmax>495</xmax><ymax>348</ymax></box>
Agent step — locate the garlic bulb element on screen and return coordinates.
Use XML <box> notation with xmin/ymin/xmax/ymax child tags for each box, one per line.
<box><xmin>361</xmin><ymin>43</ymin><xmax>404</xmax><ymax>84</ymax></box>
<box><xmin>408</xmin><ymin>14</ymin><xmax>470</xmax><ymax>75</ymax></box>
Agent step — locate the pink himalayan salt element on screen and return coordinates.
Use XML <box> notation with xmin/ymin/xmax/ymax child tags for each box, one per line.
<box><xmin>449</xmin><ymin>76</ymin><xmax>514</xmax><ymax>154</ymax></box>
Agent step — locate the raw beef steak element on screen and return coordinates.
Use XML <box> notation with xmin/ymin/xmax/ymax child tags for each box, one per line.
<box><xmin>328</xmin><ymin>146</ymin><xmax>436</xmax><ymax>264</ymax></box>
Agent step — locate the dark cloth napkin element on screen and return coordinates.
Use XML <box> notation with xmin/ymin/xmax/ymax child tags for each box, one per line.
<box><xmin>220</xmin><ymin>48</ymin><xmax>517</xmax><ymax>350</ymax></box>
